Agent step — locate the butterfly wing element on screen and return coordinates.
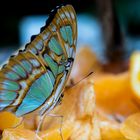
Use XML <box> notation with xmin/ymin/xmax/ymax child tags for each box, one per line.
<box><xmin>0</xmin><ymin>4</ymin><xmax>77</xmax><ymax>117</ymax></box>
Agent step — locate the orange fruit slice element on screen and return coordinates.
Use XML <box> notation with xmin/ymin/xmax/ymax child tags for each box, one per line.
<box><xmin>93</xmin><ymin>72</ymin><xmax>139</xmax><ymax>117</ymax></box>
<box><xmin>0</xmin><ymin>111</ymin><xmax>23</xmax><ymax>131</ymax></box>
<box><xmin>130</xmin><ymin>51</ymin><xmax>140</xmax><ymax>100</ymax></box>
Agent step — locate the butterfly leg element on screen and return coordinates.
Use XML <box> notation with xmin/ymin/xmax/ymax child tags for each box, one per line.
<box><xmin>35</xmin><ymin>113</ymin><xmax>46</xmax><ymax>139</ymax></box>
<box><xmin>13</xmin><ymin>117</ymin><xmax>24</xmax><ymax>129</ymax></box>
<box><xmin>34</xmin><ymin>114</ymin><xmax>45</xmax><ymax>140</ymax></box>
<box><xmin>37</xmin><ymin>93</ymin><xmax>64</xmax><ymax>140</ymax></box>
<box><xmin>34</xmin><ymin>133</ymin><xmax>42</xmax><ymax>140</ymax></box>
<box><xmin>35</xmin><ymin>112</ymin><xmax>64</xmax><ymax>140</ymax></box>
<box><xmin>47</xmin><ymin>113</ymin><xmax>64</xmax><ymax>140</ymax></box>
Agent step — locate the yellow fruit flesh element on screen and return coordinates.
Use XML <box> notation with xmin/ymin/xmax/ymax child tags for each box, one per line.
<box><xmin>93</xmin><ymin>72</ymin><xmax>139</xmax><ymax>117</ymax></box>
<box><xmin>0</xmin><ymin>112</ymin><xmax>23</xmax><ymax>131</ymax></box>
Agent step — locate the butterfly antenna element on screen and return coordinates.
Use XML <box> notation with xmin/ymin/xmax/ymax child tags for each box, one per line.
<box><xmin>67</xmin><ymin>71</ymin><xmax>94</xmax><ymax>89</ymax></box>
<box><xmin>77</xmin><ymin>71</ymin><xmax>94</xmax><ymax>84</ymax></box>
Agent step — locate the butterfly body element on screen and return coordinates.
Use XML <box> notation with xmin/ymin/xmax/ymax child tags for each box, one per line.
<box><xmin>0</xmin><ymin>4</ymin><xmax>77</xmax><ymax>117</ymax></box>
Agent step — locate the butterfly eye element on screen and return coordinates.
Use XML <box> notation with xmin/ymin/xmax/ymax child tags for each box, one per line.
<box><xmin>65</xmin><ymin>58</ymin><xmax>74</xmax><ymax>67</ymax></box>
<box><xmin>65</xmin><ymin>61</ymin><xmax>71</xmax><ymax>67</ymax></box>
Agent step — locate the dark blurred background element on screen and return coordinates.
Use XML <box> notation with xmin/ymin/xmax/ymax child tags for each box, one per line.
<box><xmin>0</xmin><ymin>0</ymin><xmax>140</xmax><ymax>71</ymax></box>
<box><xmin>0</xmin><ymin>0</ymin><xmax>95</xmax><ymax>47</ymax></box>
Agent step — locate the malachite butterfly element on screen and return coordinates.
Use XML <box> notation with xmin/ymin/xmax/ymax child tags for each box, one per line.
<box><xmin>0</xmin><ymin>4</ymin><xmax>77</xmax><ymax>117</ymax></box>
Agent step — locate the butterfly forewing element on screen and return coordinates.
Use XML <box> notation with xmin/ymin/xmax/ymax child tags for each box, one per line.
<box><xmin>0</xmin><ymin>4</ymin><xmax>77</xmax><ymax>117</ymax></box>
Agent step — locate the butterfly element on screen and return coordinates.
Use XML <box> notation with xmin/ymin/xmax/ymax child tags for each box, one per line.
<box><xmin>0</xmin><ymin>4</ymin><xmax>77</xmax><ymax>119</ymax></box>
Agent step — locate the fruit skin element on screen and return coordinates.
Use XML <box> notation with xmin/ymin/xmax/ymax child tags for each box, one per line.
<box><xmin>130</xmin><ymin>52</ymin><xmax>140</xmax><ymax>103</ymax></box>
